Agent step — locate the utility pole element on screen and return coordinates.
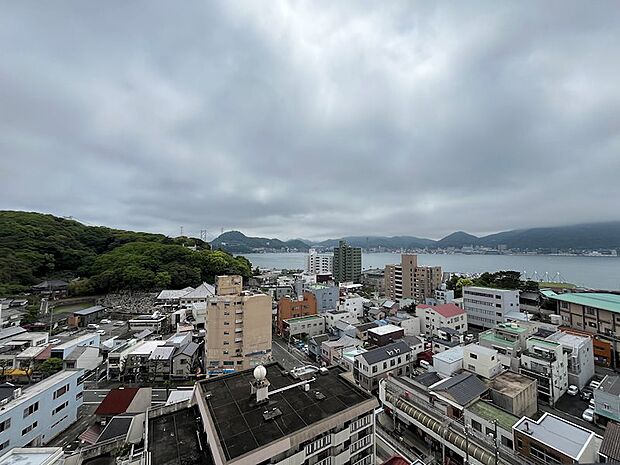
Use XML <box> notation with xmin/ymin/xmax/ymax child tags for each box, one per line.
<box><xmin>180</xmin><ymin>226</ymin><xmax>184</xmax><ymax>237</ymax></box>
<box><xmin>493</xmin><ymin>419</ymin><xmax>499</xmax><ymax>465</ymax></box>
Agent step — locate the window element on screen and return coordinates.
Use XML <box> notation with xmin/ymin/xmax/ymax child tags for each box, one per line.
<box><xmin>471</xmin><ymin>420</ymin><xmax>482</xmax><ymax>432</ymax></box>
<box><xmin>0</xmin><ymin>440</ymin><xmax>8</xmax><ymax>452</ymax></box>
<box><xmin>0</xmin><ymin>419</ymin><xmax>10</xmax><ymax>432</ymax></box>
<box><xmin>23</xmin><ymin>402</ymin><xmax>39</xmax><ymax>418</ymax></box>
<box><xmin>468</xmin><ymin>364</ymin><xmax>475</xmax><ymax>370</ymax></box>
<box><xmin>501</xmin><ymin>436</ymin><xmax>513</xmax><ymax>448</ymax></box>
<box><xmin>21</xmin><ymin>421</ymin><xmax>38</xmax><ymax>436</ymax></box>
<box><xmin>52</xmin><ymin>401</ymin><xmax>69</xmax><ymax>415</ymax></box>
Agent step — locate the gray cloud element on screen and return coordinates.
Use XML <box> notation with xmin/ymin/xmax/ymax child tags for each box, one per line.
<box><xmin>1</xmin><ymin>1</ymin><xmax>619</xmax><ymax>240</ymax></box>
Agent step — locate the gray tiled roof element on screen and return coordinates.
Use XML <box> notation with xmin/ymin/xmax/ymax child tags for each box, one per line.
<box><xmin>359</xmin><ymin>340</ymin><xmax>411</xmax><ymax>365</ymax></box>
<box><xmin>432</xmin><ymin>372</ymin><xmax>488</xmax><ymax>406</ymax></box>
<box><xmin>600</xmin><ymin>422</ymin><xmax>620</xmax><ymax>461</ymax></box>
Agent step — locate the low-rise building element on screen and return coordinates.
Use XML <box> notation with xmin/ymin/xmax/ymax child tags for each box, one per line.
<box><xmin>307</xmin><ymin>334</ymin><xmax>329</xmax><ymax>362</ymax></box>
<box><xmin>431</xmin><ymin>327</ymin><xmax>463</xmax><ymax>353</ymax></box>
<box><xmin>417</xmin><ymin>303</ymin><xmax>467</xmax><ymax>336</ymax></box>
<box><xmin>128</xmin><ymin>313</ymin><xmax>169</xmax><ymax>334</ymax></box>
<box><xmin>463</xmin><ymin>344</ymin><xmax>502</xmax><ymax>379</ymax></box>
<box><xmin>430</xmin><ymin>372</ymin><xmax>489</xmax><ymax>418</ymax></box>
<box><xmin>94</xmin><ymin>387</ymin><xmax>152</xmax><ymax>424</ymax></box>
<box><xmin>276</xmin><ymin>293</ymin><xmax>317</xmax><ymax>335</ymax></box>
<box><xmin>124</xmin><ymin>341</ymin><xmax>166</xmax><ymax>382</ymax></box>
<box><xmin>62</xmin><ymin>346</ymin><xmax>102</xmax><ymax>372</ymax></box>
<box><xmin>304</xmin><ymin>283</ymin><xmax>339</xmax><ymax>312</ymax></box>
<box><xmin>0</xmin><ymin>369</ymin><xmax>84</xmax><ymax>453</ymax></box>
<box><xmin>599</xmin><ymin>422</ymin><xmax>620</xmax><ymax>463</ymax></box>
<box><xmin>67</xmin><ymin>305</ymin><xmax>106</xmax><ymax>328</ymax></box>
<box><xmin>513</xmin><ymin>413</ymin><xmax>602</xmax><ymax>464</ymax></box>
<box><xmin>462</xmin><ymin>287</ymin><xmax>519</xmax><ymax>329</ymax></box>
<box><xmin>546</xmin><ymin>330</ymin><xmax>594</xmax><ymax>390</ymax></box>
<box><xmin>353</xmin><ymin>340</ymin><xmax>414</xmax><ymax>392</ymax></box>
<box><xmin>464</xmin><ymin>400</ymin><xmax>519</xmax><ymax>450</ymax></box>
<box><xmin>489</xmin><ymin>371</ymin><xmax>538</xmax><ymax>417</ymax></box>
<box><xmin>593</xmin><ymin>375</ymin><xmax>620</xmax><ymax>425</ymax></box>
<box><xmin>50</xmin><ymin>333</ymin><xmax>100</xmax><ymax>360</ymax></box>
<box><xmin>367</xmin><ymin>324</ymin><xmax>404</xmax><ymax>347</ymax></box>
<box><xmin>195</xmin><ymin>362</ymin><xmax>378</xmax><ymax>465</ymax></box>
<box><xmin>432</xmin><ymin>346</ymin><xmax>463</xmax><ymax>378</ymax></box>
<box><xmin>170</xmin><ymin>342</ymin><xmax>200</xmax><ymax>379</ymax></box>
<box><xmin>282</xmin><ymin>315</ymin><xmax>325</xmax><ymax>339</ymax></box>
<box><xmin>148</xmin><ymin>346</ymin><xmax>175</xmax><ymax>381</ymax></box>
<box><xmin>520</xmin><ymin>337</ymin><xmax>568</xmax><ymax>405</ymax></box>
<box><xmin>321</xmin><ymin>335</ymin><xmax>361</xmax><ymax>365</ymax></box>
<box><xmin>479</xmin><ymin>322</ymin><xmax>537</xmax><ymax>371</ymax></box>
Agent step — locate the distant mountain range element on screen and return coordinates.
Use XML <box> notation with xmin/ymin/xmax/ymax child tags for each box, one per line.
<box><xmin>211</xmin><ymin>222</ymin><xmax>620</xmax><ymax>253</ymax></box>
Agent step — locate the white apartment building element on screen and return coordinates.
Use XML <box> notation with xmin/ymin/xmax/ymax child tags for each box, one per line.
<box><xmin>306</xmin><ymin>249</ymin><xmax>333</xmax><ymax>275</ymax></box>
<box><xmin>353</xmin><ymin>340</ymin><xmax>414</xmax><ymax>392</ymax></box>
<box><xmin>337</xmin><ymin>295</ymin><xmax>368</xmax><ymax>318</ymax></box>
<box><xmin>462</xmin><ymin>344</ymin><xmax>502</xmax><ymax>379</ymax></box>
<box><xmin>520</xmin><ymin>337</ymin><xmax>568</xmax><ymax>405</ymax></box>
<box><xmin>462</xmin><ymin>286</ymin><xmax>519</xmax><ymax>329</ymax></box>
<box><xmin>0</xmin><ymin>369</ymin><xmax>83</xmax><ymax>454</ymax></box>
<box><xmin>417</xmin><ymin>303</ymin><xmax>467</xmax><ymax>336</ymax></box>
<box><xmin>546</xmin><ymin>331</ymin><xmax>595</xmax><ymax>390</ymax></box>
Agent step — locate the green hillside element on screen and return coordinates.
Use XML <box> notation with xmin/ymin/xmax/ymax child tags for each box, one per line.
<box><xmin>0</xmin><ymin>211</ymin><xmax>251</xmax><ymax>295</ymax></box>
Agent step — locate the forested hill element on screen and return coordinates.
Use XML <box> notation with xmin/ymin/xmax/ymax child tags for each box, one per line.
<box><xmin>0</xmin><ymin>211</ymin><xmax>251</xmax><ymax>295</ymax></box>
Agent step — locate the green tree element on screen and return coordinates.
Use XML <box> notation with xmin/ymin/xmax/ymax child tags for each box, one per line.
<box><xmin>40</xmin><ymin>358</ymin><xmax>63</xmax><ymax>377</ymax></box>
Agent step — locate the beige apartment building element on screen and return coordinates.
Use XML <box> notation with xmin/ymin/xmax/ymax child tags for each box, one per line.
<box><xmin>205</xmin><ymin>275</ymin><xmax>272</xmax><ymax>375</ymax></box>
<box><xmin>385</xmin><ymin>254</ymin><xmax>442</xmax><ymax>303</ymax></box>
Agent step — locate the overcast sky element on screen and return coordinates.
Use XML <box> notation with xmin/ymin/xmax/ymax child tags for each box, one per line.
<box><xmin>1</xmin><ymin>1</ymin><xmax>619</xmax><ymax>241</ymax></box>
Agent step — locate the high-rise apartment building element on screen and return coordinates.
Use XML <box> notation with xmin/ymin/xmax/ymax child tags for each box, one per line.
<box><xmin>306</xmin><ymin>249</ymin><xmax>333</xmax><ymax>275</ymax></box>
<box><xmin>205</xmin><ymin>275</ymin><xmax>272</xmax><ymax>375</ymax></box>
<box><xmin>333</xmin><ymin>240</ymin><xmax>362</xmax><ymax>283</ymax></box>
<box><xmin>384</xmin><ymin>254</ymin><xmax>442</xmax><ymax>303</ymax></box>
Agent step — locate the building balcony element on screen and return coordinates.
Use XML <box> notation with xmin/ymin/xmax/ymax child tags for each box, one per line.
<box><xmin>350</xmin><ymin>434</ymin><xmax>372</xmax><ymax>454</ymax></box>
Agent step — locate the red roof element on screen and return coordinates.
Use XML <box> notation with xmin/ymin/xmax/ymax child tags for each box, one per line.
<box><xmin>34</xmin><ymin>344</ymin><xmax>55</xmax><ymax>361</ymax></box>
<box><xmin>431</xmin><ymin>303</ymin><xmax>465</xmax><ymax>318</ymax></box>
<box><xmin>381</xmin><ymin>456</ymin><xmax>410</xmax><ymax>465</ymax></box>
<box><xmin>95</xmin><ymin>388</ymin><xmax>140</xmax><ymax>416</ymax></box>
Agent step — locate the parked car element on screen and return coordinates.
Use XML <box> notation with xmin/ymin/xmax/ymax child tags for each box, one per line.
<box><xmin>580</xmin><ymin>389</ymin><xmax>593</xmax><ymax>401</ymax></box>
<box><xmin>582</xmin><ymin>408</ymin><xmax>594</xmax><ymax>422</ymax></box>
<box><xmin>567</xmin><ymin>385</ymin><xmax>579</xmax><ymax>396</ymax></box>
<box><xmin>113</xmin><ymin>321</ymin><xmax>125</xmax><ymax>326</ymax></box>
<box><xmin>100</xmin><ymin>319</ymin><xmax>111</xmax><ymax>324</ymax></box>
<box><xmin>87</xmin><ymin>324</ymin><xmax>100</xmax><ymax>330</ymax></box>
<box><xmin>96</xmin><ymin>329</ymin><xmax>106</xmax><ymax>335</ymax></box>
<box><xmin>589</xmin><ymin>398</ymin><xmax>596</xmax><ymax>410</ymax></box>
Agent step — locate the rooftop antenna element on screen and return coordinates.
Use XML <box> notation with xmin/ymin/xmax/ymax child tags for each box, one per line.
<box><xmin>180</xmin><ymin>226</ymin><xmax>184</xmax><ymax>237</ymax></box>
<box><xmin>251</xmin><ymin>365</ymin><xmax>270</xmax><ymax>403</ymax></box>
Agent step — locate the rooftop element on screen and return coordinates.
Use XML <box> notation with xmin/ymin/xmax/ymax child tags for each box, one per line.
<box><xmin>198</xmin><ymin>362</ymin><xmax>376</xmax><ymax>461</ymax></box>
<box><xmin>468</xmin><ymin>400</ymin><xmax>519</xmax><ymax>431</ymax></box>
<box><xmin>129</xmin><ymin>340</ymin><xmax>166</xmax><ymax>356</ymax></box>
<box><xmin>368</xmin><ymin>324</ymin><xmax>403</xmax><ymax>336</ymax></box>
<box><xmin>479</xmin><ymin>332</ymin><xmax>518</xmax><ymax>348</ymax></box>
<box><xmin>0</xmin><ymin>448</ymin><xmax>63</xmax><ymax>465</ymax></box>
<box><xmin>599</xmin><ymin>375</ymin><xmax>620</xmax><ymax>396</ymax></box>
<box><xmin>491</xmin><ymin>371</ymin><xmax>536</xmax><ymax>395</ymax></box>
<box><xmin>549</xmin><ymin>292</ymin><xmax>620</xmax><ymax>314</ymax></box>
<box><xmin>431</xmin><ymin>372</ymin><xmax>488</xmax><ymax>406</ymax></box>
<box><xmin>284</xmin><ymin>315</ymin><xmax>324</xmax><ymax>323</ymax></box>
<box><xmin>527</xmin><ymin>337</ymin><xmax>560</xmax><ymax>348</ymax></box>
<box><xmin>495</xmin><ymin>322</ymin><xmax>528</xmax><ymax>334</ymax></box>
<box><xmin>72</xmin><ymin>305</ymin><xmax>105</xmax><ymax>316</ymax></box>
<box><xmin>359</xmin><ymin>340</ymin><xmax>411</xmax><ymax>365</ymax></box>
<box><xmin>5</xmin><ymin>370</ymin><xmax>81</xmax><ymax>409</ymax></box>
<box><xmin>149</xmin><ymin>407</ymin><xmax>213</xmax><ymax>465</ymax></box>
<box><xmin>514</xmin><ymin>413</ymin><xmax>598</xmax><ymax>460</ymax></box>
<box><xmin>465</xmin><ymin>344</ymin><xmax>498</xmax><ymax>357</ymax></box>
<box><xmin>413</xmin><ymin>371</ymin><xmax>442</xmax><ymax>388</ymax></box>
<box><xmin>157</xmin><ymin>287</ymin><xmax>195</xmax><ymax>300</ymax></box>
<box><xmin>422</xmin><ymin>303</ymin><xmax>465</xmax><ymax>318</ymax></box>
<box><xmin>181</xmin><ymin>282</ymin><xmax>216</xmax><ymax>299</ymax></box>
<box><xmin>95</xmin><ymin>387</ymin><xmax>140</xmax><ymax>416</ymax></box>
<box><xmin>149</xmin><ymin>346</ymin><xmax>176</xmax><ymax>361</ymax></box>
<box><xmin>600</xmin><ymin>422</ymin><xmax>620</xmax><ymax>461</ymax></box>
<box><xmin>52</xmin><ymin>332</ymin><xmax>99</xmax><ymax>350</ymax></box>
<box><xmin>433</xmin><ymin>346</ymin><xmax>464</xmax><ymax>364</ymax></box>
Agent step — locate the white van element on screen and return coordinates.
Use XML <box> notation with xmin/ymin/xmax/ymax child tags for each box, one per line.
<box><xmin>87</xmin><ymin>324</ymin><xmax>100</xmax><ymax>330</ymax></box>
<box><xmin>419</xmin><ymin>360</ymin><xmax>431</xmax><ymax>370</ymax></box>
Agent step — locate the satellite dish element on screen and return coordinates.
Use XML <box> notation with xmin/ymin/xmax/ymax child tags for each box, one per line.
<box><xmin>253</xmin><ymin>365</ymin><xmax>267</xmax><ymax>381</ymax></box>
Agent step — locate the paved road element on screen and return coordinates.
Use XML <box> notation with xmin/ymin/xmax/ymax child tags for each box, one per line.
<box><xmin>271</xmin><ymin>336</ymin><xmax>312</xmax><ymax>370</ymax></box>
<box><xmin>83</xmin><ymin>388</ymin><xmax>171</xmax><ymax>404</ymax></box>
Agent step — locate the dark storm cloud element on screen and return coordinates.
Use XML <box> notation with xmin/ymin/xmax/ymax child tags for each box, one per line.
<box><xmin>1</xmin><ymin>1</ymin><xmax>619</xmax><ymax>240</ymax></box>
